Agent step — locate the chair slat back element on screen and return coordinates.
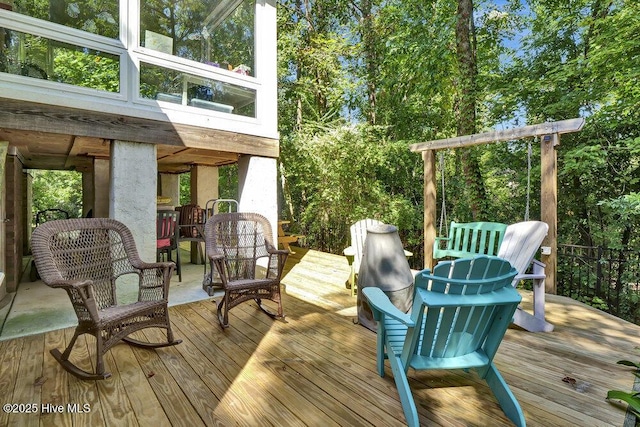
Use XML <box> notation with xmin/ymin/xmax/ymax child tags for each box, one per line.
<box><xmin>205</xmin><ymin>212</ymin><xmax>275</xmax><ymax>281</ymax></box>
<box><xmin>156</xmin><ymin>210</ymin><xmax>179</xmax><ymax>249</ymax></box>
<box><xmin>176</xmin><ymin>204</ymin><xmax>205</xmax><ymax>238</ymax></box>
<box><xmin>497</xmin><ymin>221</ymin><xmax>549</xmax><ymax>283</ymax></box>
<box><xmin>350</xmin><ymin>218</ymin><xmax>383</xmax><ymax>273</ymax></box>
<box><xmin>413</xmin><ymin>257</ymin><xmax>518</xmax><ymax>362</ymax></box>
<box><xmin>448</xmin><ymin>221</ymin><xmax>506</xmax><ymax>255</ymax></box>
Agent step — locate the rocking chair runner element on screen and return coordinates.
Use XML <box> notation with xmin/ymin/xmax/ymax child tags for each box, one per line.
<box><xmin>31</xmin><ymin>218</ymin><xmax>182</xmax><ymax>380</ymax></box>
<box><xmin>363</xmin><ymin>256</ymin><xmax>526</xmax><ymax>427</ymax></box>
<box><xmin>204</xmin><ymin>212</ymin><xmax>289</xmax><ymax>328</ymax></box>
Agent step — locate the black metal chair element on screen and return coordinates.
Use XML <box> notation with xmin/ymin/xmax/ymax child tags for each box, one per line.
<box><xmin>157</xmin><ymin>210</ymin><xmax>181</xmax><ymax>282</ymax></box>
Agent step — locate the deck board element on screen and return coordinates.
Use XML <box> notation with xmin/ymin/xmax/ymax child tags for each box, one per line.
<box><xmin>0</xmin><ymin>247</ymin><xmax>638</xmax><ymax>426</ymax></box>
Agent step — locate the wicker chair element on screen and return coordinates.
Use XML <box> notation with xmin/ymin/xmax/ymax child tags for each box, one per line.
<box><xmin>31</xmin><ymin>218</ymin><xmax>182</xmax><ymax>380</ymax></box>
<box><xmin>204</xmin><ymin>212</ymin><xmax>289</xmax><ymax>328</ymax></box>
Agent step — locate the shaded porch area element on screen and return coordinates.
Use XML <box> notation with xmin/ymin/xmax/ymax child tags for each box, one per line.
<box><xmin>0</xmin><ymin>247</ymin><xmax>638</xmax><ymax>426</ymax></box>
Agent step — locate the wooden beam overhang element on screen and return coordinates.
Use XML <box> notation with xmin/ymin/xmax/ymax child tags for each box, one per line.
<box><xmin>409</xmin><ymin>118</ymin><xmax>584</xmax><ymax>152</ymax></box>
<box><xmin>0</xmin><ymin>98</ymin><xmax>278</xmax><ymax>171</ymax></box>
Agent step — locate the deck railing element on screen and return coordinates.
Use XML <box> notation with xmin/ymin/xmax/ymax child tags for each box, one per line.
<box><xmin>557</xmin><ymin>244</ymin><xmax>640</xmax><ymax>324</ymax></box>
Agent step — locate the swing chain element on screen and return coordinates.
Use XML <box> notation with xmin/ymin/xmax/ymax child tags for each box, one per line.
<box><xmin>525</xmin><ymin>139</ymin><xmax>533</xmax><ymax>222</ymax></box>
<box><xmin>438</xmin><ymin>151</ymin><xmax>448</xmax><ymax>236</ymax></box>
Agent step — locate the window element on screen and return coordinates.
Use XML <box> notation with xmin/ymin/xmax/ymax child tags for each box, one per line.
<box><xmin>140</xmin><ymin>0</ymin><xmax>254</xmax><ymax>77</ymax></box>
<box><xmin>0</xmin><ymin>0</ymin><xmax>266</xmax><ymax>123</ymax></box>
<box><xmin>0</xmin><ymin>27</ymin><xmax>119</xmax><ymax>91</ymax></box>
<box><xmin>140</xmin><ymin>62</ymin><xmax>256</xmax><ymax>117</ymax></box>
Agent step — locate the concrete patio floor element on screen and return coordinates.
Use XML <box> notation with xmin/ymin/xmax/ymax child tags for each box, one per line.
<box><xmin>0</xmin><ymin>251</ymin><xmax>218</xmax><ymax>341</ymax></box>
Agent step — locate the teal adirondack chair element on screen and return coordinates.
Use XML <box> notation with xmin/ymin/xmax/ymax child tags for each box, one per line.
<box><xmin>363</xmin><ymin>256</ymin><xmax>526</xmax><ymax>427</ymax></box>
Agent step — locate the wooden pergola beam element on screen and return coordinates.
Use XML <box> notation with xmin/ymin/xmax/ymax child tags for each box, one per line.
<box><xmin>409</xmin><ymin>118</ymin><xmax>584</xmax><ymax>152</ymax></box>
<box><xmin>411</xmin><ymin>118</ymin><xmax>585</xmax><ymax>294</ymax></box>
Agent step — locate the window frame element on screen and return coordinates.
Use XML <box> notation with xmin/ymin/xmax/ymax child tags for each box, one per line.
<box><xmin>0</xmin><ymin>0</ymin><xmax>268</xmax><ymax>132</ymax></box>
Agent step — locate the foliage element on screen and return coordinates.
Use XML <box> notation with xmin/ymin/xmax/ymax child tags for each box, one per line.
<box><xmin>607</xmin><ymin>359</ymin><xmax>640</xmax><ymax>418</ymax></box>
<box><xmin>53</xmin><ymin>49</ymin><xmax>120</xmax><ymax>92</ymax></box>
<box><xmin>178</xmin><ymin>165</ymin><xmax>238</xmax><ymax>206</ymax></box>
<box><xmin>274</xmin><ymin>2</ymin><xmax>640</xmax><ymax>328</ymax></box>
<box><xmin>179</xmin><ymin>173</ymin><xmax>191</xmax><ymax>206</ymax></box>
<box><xmin>493</xmin><ymin>0</ymin><xmax>640</xmax><ymax>249</ymax></box>
<box><xmin>219</xmin><ymin>164</ymin><xmax>239</xmax><ymax>200</ymax></box>
<box><xmin>14</xmin><ymin>0</ymin><xmax>119</xmax><ymax>38</ymax></box>
<box><xmin>279</xmin><ymin>124</ymin><xmax>424</xmax><ymax>266</ymax></box>
<box><xmin>30</xmin><ymin>170</ymin><xmax>83</xmax><ymax>226</ymax></box>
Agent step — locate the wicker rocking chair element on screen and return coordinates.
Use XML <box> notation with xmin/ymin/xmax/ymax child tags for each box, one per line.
<box><xmin>204</xmin><ymin>212</ymin><xmax>289</xmax><ymax>328</ymax></box>
<box><xmin>31</xmin><ymin>218</ymin><xmax>182</xmax><ymax>380</ymax></box>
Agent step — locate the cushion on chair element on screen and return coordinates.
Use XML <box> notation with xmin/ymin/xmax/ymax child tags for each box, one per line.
<box><xmin>157</xmin><ymin>238</ymin><xmax>171</xmax><ymax>249</ymax></box>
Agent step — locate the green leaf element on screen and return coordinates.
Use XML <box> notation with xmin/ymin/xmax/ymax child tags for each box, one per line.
<box><xmin>617</xmin><ymin>360</ymin><xmax>640</xmax><ymax>369</ymax></box>
<box><xmin>607</xmin><ymin>390</ymin><xmax>640</xmax><ymax>416</ymax></box>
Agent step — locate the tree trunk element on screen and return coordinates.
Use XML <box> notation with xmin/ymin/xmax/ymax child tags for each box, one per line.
<box><xmin>455</xmin><ymin>0</ymin><xmax>487</xmax><ymax>219</ymax></box>
<box><xmin>361</xmin><ymin>0</ymin><xmax>377</xmax><ymax>125</ymax></box>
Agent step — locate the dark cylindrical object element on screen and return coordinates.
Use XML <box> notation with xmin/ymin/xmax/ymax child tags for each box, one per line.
<box><xmin>357</xmin><ymin>224</ymin><xmax>414</xmax><ymax>331</ymax></box>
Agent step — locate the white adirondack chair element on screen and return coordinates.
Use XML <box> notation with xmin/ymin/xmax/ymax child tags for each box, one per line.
<box><xmin>343</xmin><ymin>219</ymin><xmax>384</xmax><ymax>296</ymax></box>
<box><xmin>497</xmin><ymin>221</ymin><xmax>554</xmax><ymax>332</ymax></box>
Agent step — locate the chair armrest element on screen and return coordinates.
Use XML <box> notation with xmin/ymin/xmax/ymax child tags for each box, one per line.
<box><xmin>137</xmin><ymin>262</ymin><xmax>175</xmax><ymax>302</ymax></box>
<box><xmin>47</xmin><ymin>278</ymin><xmax>92</xmax><ymax>290</ymax></box>
<box><xmin>362</xmin><ymin>287</ymin><xmax>414</xmax><ymax>326</ymax></box>
<box><xmin>268</xmin><ymin>248</ymin><xmax>291</xmax><ymax>257</ymax></box>
<box><xmin>129</xmin><ymin>257</ymin><xmax>174</xmax><ymax>272</ymax></box>
<box><xmin>48</xmin><ymin>279</ymin><xmax>101</xmax><ymax>322</ymax></box>
<box><xmin>134</xmin><ymin>260</ymin><xmax>175</xmax><ymax>279</ymax></box>
<box><xmin>343</xmin><ymin>246</ymin><xmax>355</xmax><ymax>266</ymax></box>
<box><xmin>433</xmin><ymin>237</ymin><xmax>451</xmax><ymax>254</ymax></box>
<box><xmin>266</xmin><ymin>249</ymin><xmax>289</xmax><ymax>279</ymax></box>
<box><xmin>207</xmin><ymin>251</ymin><xmax>224</xmax><ymax>260</ymax></box>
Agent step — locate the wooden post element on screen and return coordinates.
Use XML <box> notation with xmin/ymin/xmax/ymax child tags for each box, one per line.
<box><xmin>423</xmin><ymin>150</ymin><xmax>436</xmax><ymax>269</ymax></box>
<box><xmin>540</xmin><ymin>133</ymin><xmax>559</xmax><ymax>294</ymax></box>
<box><xmin>0</xmin><ymin>141</ymin><xmax>8</xmax><ymax>303</ymax></box>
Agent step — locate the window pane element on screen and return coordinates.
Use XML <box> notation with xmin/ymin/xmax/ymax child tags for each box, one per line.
<box><xmin>140</xmin><ymin>62</ymin><xmax>255</xmax><ymax>117</ymax></box>
<box><xmin>7</xmin><ymin>1</ymin><xmax>119</xmax><ymax>39</ymax></box>
<box><xmin>140</xmin><ymin>0</ymin><xmax>254</xmax><ymax>77</ymax></box>
<box><xmin>0</xmin><ymin>28</ymin><xmax>120</xmax><ymax>92</ymax></box>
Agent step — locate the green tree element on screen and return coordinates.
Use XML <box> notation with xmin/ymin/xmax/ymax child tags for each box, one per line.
<box><xmin>280</xmin><ymin>124</ymin><xmax>424</xmax><ymax>264</ymax></box>
<box><xmin>496</xmin><ymin>0</ymin><xmax>640</xmax><ymax>248</ymax></box>
<box><xmin>31</xmin><ymin>170</ymin><xmax>83</xmax><ymax>226</ymax></box>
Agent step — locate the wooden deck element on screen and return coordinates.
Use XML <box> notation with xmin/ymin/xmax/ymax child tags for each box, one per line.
<box><xmin>1</xmin><ymin>247</ymin><xmax>639</xmax><ymax>426</ymax></box>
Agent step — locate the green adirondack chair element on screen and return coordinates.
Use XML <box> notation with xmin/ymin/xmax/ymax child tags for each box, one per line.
<box><xmin>363</xmin><ymin>256</ymin><xmax>526</xmax><ymax>427</ymax></box>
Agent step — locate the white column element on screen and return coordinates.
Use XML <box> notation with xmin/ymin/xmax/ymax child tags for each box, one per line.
<box><xmin>110</xmin><ymin>140</ymin><xmax>157</xmax><ymax>262</ymax></box>
<box><xmin>238</xmin><ymin>155</ymin><xmax>277</xmax><ymax>235</ymax></box>
<box><xmin>190</xmin><ymin>165</ymin><xmax>219</xmax><ymax>209</ymax></box>
<box><xmin>94</xmin><ymin>158</ymin><xmax>110</xmax><ymax>218</ymax></box>
<box><xmin>189</xmin><ymin>165</ymin><xmax>218</xmax><ymax>264</ymax></box>
<box><xmin>159</xmin><ymin>173</ymin><xmax>180</xmax><ymax>207</ymax></box>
